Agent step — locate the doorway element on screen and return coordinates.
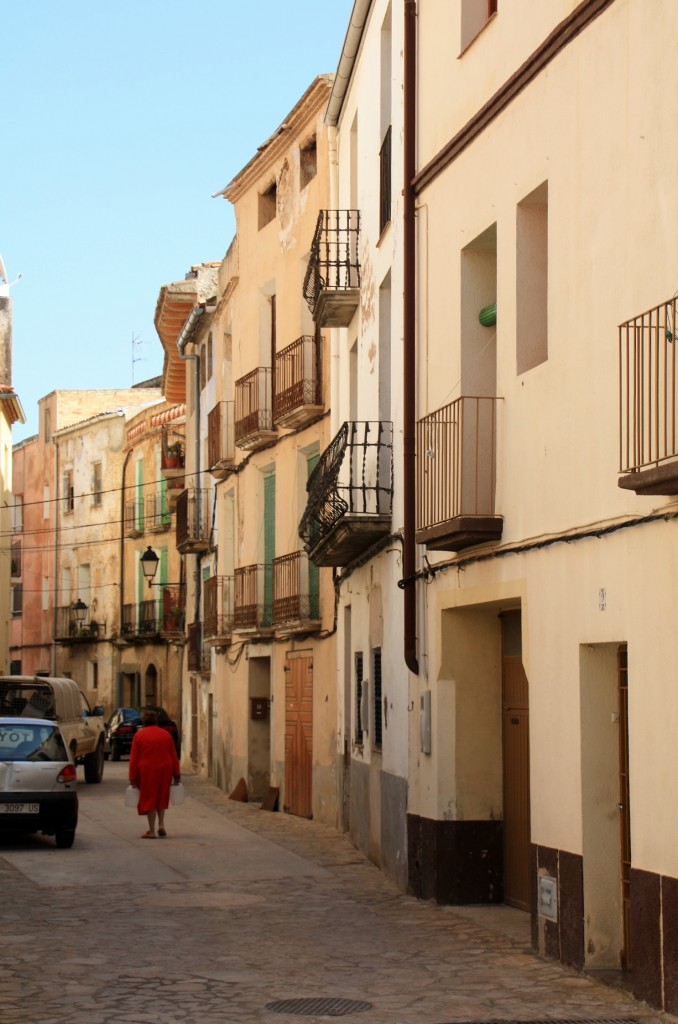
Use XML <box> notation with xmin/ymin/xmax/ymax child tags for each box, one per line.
<box><xmin>501</xmin><ymin>611</ymin><xmax>531</xmax><ymax>911</ymax></box>
<box><xmin>284</xmin><ymin>650</ymin><xmax>313</xmax><ymax>818</ymax></box>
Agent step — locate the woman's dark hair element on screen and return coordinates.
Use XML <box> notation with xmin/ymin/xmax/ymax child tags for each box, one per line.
<box><xmin>141</xmin><ymin>710</ymin><xmax>158</xmax><ymax>727</ymax></box>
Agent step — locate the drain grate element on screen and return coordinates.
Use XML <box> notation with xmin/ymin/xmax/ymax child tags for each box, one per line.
<box><xmin>265</xmin><ymin>997</ymin><xmax>373</xmax><ymax>1017</ymax></box>
<box><xmin>440</xmin><ymin>1020</ymin><xmax>643</xmax><ymax>1024</ymax></box>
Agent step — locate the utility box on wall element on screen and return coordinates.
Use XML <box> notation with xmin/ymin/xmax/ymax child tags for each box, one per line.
<box><xmin>250</xmin><ymin>697</ymin><xmax>269</xmax><ymax>721</ymax></box>
<box><xmin>420</xmin><ymin>690</ymin><xmax>432</xmax><ymax>754</ymax></box>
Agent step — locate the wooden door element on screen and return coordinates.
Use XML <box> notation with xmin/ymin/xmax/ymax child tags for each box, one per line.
<box><xmin>284</xmin><ymin>653</ymin><xmax>313</xmax><ymax>818</ymax></box>
<box><xmin>618</xmin><ymin>644</ymin><xmax>632</xmax><ymax>971</ymax></box>
<box><xmin>502</xmin><ymin>650</ymin><xmax>531</xmax><ymax>911</ymax></box>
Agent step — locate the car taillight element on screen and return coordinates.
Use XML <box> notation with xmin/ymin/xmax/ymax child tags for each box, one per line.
<box><xmin>118</xmin><ymin>725</ymin><xmax>135</xmax><ymax>734</ymax></box>
<box><xmin>57</xmin><ymin>765</ymin><xmax>77</xmax><ymax>784</ymax></box>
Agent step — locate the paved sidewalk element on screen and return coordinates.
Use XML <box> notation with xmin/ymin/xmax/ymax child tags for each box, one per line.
<box><xmin>0</xmin><ymin>771</ymin><xmax>672</xmax><ymax>1024</ymax></box>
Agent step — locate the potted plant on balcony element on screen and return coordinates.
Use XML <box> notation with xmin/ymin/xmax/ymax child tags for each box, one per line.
<box><xmin>164</xmin><ymin>440</ymin><xmax>184</xmax><ymax>469</ymax></box>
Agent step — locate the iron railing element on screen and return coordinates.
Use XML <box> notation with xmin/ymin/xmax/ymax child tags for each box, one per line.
<box><xmin>272</xmin><ymin>551</ymin><xmax>319</xmax><ymax>624</ymax></box>
<box><xmin>619</xmin><ymin>297</ymin><xmax>678</xmax><ymax>472</ymax></box>
<box><xmin>299</xmin><ymin>421</ymin><xmax>393</xmax><ymax>552</ymax></box>
<box><xmin>203</xmin><ymin>575</ymin><xmax>235</xmax><ymax>639</ymax></box>
<box><xmin>161</xmin><ymin>428</ymin><xmax>185</xmax><ymax>471</ymax></box>
<box><xmin>124</xmin><ymin>498</ymin><xmax>144</xmax><ymax>537</ymax></box>
<box><xmin>207</xmin><ymin>401</ymin><xmax>235</xmax><ymax>472</ymax></box>
<box><xmin>416</xmin><ymin>397</ymin><xmax>499</xmax><ymax>531</ymax></box>
<box><xmin>274</xmin><ymin>335</ymin><xmax>322</xmax><ymax>423</ymax></box>
<box><xmin>146</xmin><ymin>491</ymin><xmax>171</xmax><ymax>532</ymax></box>
<box><xmin>121</xmin><ymin>587</ymin><xmax>185</xmax><ymax>640</ymax></box>
<box><xmin>176</xmin><ymin>489</ymin><xmax>210</xmax><ymax>550</ymax></box>
<box><xmin>234</xmin><ymin>366</ymin><xmax>275</xmax><ymax>446</ymax></box>
<box><xmin>303</xmin><ymin>210</ymin><xmax>361</xmax><ymax>317</ymax></box>
<box><xmin>54</xmin><ymin>606</ymin><xmax>105</xmax><ymax>641</ymax></box>
<box><xmin>234</xmin><ymin>564</ymin><xmax>272</xmax><ymax>631</ymax></box>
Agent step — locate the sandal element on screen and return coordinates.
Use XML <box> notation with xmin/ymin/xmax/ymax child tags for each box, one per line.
<box><xmin>141</xmin><ymin>831</ymin><xmax>156</xmax><ymax>839</ymax></box>
<box><xmin>158</xmin><ymin>828</ymin><xmax>167</xmax><ymax>837</ymax></box>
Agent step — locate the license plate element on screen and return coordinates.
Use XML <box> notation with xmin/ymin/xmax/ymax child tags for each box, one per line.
<box><xmin>0</xmin><ymin>803</ymin><xmax>39</xmax><ymax>814</ymax></box>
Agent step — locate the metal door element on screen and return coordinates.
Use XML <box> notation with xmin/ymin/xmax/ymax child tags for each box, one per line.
<box><xmin>618</xmin><ymin>644</ymin><xmax>632</xmax><ymax>971</ymax></box>
<box><xmin>284</xmin><ymin>652</ymin><xmax>313</xmax><ymax>818</ymax></box>
<box><xmin>502</xmin><ymin>648</ymin><xmax>531</xmax><ymax>911</ymax></box>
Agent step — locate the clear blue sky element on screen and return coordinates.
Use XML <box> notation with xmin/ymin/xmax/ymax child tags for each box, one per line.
<box><xmin>2</xmin><ymin>1</ymin><xmax>354</xmax><ymax>441</ymax></box>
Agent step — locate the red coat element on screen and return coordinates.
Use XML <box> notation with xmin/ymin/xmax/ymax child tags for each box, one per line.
<box><xmin>129</xmin><ymin>725</ymin><xmax>180</xmax><ymax>815</ymax></box>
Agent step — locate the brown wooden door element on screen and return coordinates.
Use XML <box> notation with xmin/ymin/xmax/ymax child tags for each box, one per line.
<box><xmin>618</xmin><ymin>644</ymin><xmax>632</xmax><ymax>971</ymax></box>
<box><xmin>502</xmin><ymin>654</ymin><xmax>531</xmax><ymax>910</ymax></box>
<box><xmin>284</xmin><ymin>653</ymin><xmax>313</xmax><ymax>818</ymax></box>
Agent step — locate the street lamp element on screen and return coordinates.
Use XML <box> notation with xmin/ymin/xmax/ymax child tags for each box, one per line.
<box><xmin>140</xmin><ymin>546</ymin><xmax>160</xmax><ymax>589</ymax></box>
<box><xmin>73</xmin><ymin>598</ymin><xmax>88</xmax><ymax>624</ymax></box>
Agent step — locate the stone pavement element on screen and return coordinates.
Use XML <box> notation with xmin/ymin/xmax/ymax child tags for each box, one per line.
<box><xmin>0</xmin><ymin>771</ymin><xmax>673</xmax><ymax>1024</ymax></box>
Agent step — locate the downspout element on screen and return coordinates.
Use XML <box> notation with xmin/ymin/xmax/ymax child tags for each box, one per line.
<box><xmin>51</xmin><ymin>436</ymin><xmax>59</xmax><ymax>676</ymax></box>
<box><xmin>119</xmin><ymin>448</ymin><xmax>133</xmax><ymax>648</ymax></box>
<box><xmin>403</xmin><ymin>0</ymin><xmax>419</xmax><ymax>675</ymax></box>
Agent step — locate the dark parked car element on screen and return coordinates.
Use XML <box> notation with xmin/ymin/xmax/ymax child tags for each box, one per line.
<box><xmin>105</xmin><ymin>706</ymin><xmax>180</xmax><ymax>761</ymax></box>
<box><xmin>0</xmin><ymin>717</ymin><xmax>78</xmax><ymax>848</ymax></box>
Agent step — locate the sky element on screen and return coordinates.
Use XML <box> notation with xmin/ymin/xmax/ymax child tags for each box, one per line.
<box><xmin>2</xmin><ymin>1</ymin><xmax>355</xmax><ymax>442</ymax></box>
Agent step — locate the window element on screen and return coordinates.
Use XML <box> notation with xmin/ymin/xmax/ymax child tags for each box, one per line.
<box><xmin>43</xmin><ymin>485</ymin><xmax>50</xmax><ymax>521</ymax></box>
<box><xmin>11</xmin><ymin>495</ymin><xmax>22</xmax><ymax>533</ymax></box>
<box><xmin>207</xmin><ymin>332</ymin><xmax>213</xmax><ymax>381</ymax></box>
<box><xmin>379</xmin><ymin>125</ymin><xmax>392</xmax><ymax>235</ymax></box>
<box><xmin>44</xmin><ymin>407</ymin><xmax>51</xmax><ymax>442</ymax></box>
<box><xmin>379</xmin><ymin>5</ymin><xmax>392</xmax><ymax>235</ymax></box>
<box><xmin>516</xmin><ymin>181</ymin><xmax>548</xmax><ymax>374</ymax></box>
<box><xmin>461</xmin><ymin>0</ymin><xmax>497</xmax><ymax>51</ymax></box>
<box><xmin>11</xmin><ymin>540</ymin><xmax>20</xmax><ymax>579</ymax></box>
<box><xmin>63</xmin><ymin>471</ymin><xmax>74</xmax><ymax>513</ymax></box>
<box><xmin>91</xmin><ymin>462</ymin><xmax>102</xmax><ymax>507</ymax></box>
<box><xmin>258</xmin><ymin>181</ymin><xmax>277</xmax><ymax>230</ymax></box>
<box><xmin>200</xmin><ymin>343</ymin><xmax>206</xmax><ymax>391</ymax></box>
<box><xmin>11</xmin><ymin>584</ymin><xmax>22</xmax><ymax>617</ymax></box>
<box><xmin>300</xmin><ymin>136</ymin><xmax>317</xmax><ymax>190</ymax></box>
<box><xmin>355</xmin><ymin>651</ymin><xmax>364</xmax><ymax>744</ymax></box>
<box><xmin>372</xmin><ymin>647</ymin><xmax>383</xmax><ymax>750</ymax></box>
<box><xmin>90</xmin><ymin>661</ymin><xmax>99</xmax><ymax>690</ymax></box>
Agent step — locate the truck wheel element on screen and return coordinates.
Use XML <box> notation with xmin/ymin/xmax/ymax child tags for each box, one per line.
<box><xmin>84</xmin><ymin>740</ymin><xmax>105</xmax><ymax>783</ymax></box>
<box><xmin>111</xmin><ymin>741</ymin><xmax>121</xmax><ymax>762</ymax></box>
<box><xmin>55</xmin><ymin>829</ymin><xmax>75</xmax><ymax>849</ymax></box>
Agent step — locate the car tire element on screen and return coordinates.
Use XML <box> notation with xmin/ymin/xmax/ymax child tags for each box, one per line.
<box><xmin>84</xmin><ymin>740</ymin><xmax>105</xmax><ymax>783</ymax></box>
<box><xmin>55</xmin><ymin>829</ymin><xmax>75</xmax><ymax>849</ymax></box>
<box><xmin>111</xmin><ymin>741</ymin><xmax>121</xmax><ymax>762</ymax></box>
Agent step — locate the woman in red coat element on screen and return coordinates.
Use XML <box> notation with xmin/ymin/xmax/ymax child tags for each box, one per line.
<box><xmin>129</xmin><ymin>710</ymin><xmax>181</xmax><ymax>838</ymax></box>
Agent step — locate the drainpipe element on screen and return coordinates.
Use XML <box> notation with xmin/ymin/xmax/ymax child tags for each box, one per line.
<box><xmin>51</xmin><ymin>436</ymin><xmax>59</xmax><ymax>676</ymax></box>
<box><xmin>119</xmin><ymin>448</ymin><xmax>133</xmax><ymax>647</ymax></box>
<box><xmin>403</xmin><ymin>0</ymin><xmax>419</xmax><ymax>675</ymax></box>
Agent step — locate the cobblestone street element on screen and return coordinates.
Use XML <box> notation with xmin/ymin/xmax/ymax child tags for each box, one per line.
<box><xmin>0</xmin><ymin>768</ymin><xmax>671</xmax><ymax>1024</ymax></box>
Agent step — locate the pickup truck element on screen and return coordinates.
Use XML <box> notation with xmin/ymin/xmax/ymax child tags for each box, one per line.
<box><xmin>0</xmin><ymin>676</ymin><xmax>106</xmax><ymax>783</ymax></box>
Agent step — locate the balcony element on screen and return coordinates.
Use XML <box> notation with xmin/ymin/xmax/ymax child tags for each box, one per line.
<box><xmin>416</xmin><ymin>396</ymin><xmax>502</xmax><ymax>552</ymax></box>
<box><xmin>161</xmin><ymin>429</ymin><xmax>186</xmax><ymax>508</ymax></box>
<box><xmin>121</xmin><ymin>588</ymin><xmax>185</xmax><ymax>641</ymax></box>
<box><xmin>234</xmin><ymin>564</ymin><xmax>273</xmax><ymax>632</ymax></box>
<box><xmin>176</xmin><ymin>489</ymin><xmax>211</xmax><ymax>554</ymax></box>
<box><xmin>299</xmin><ymin>421</ymin><xmax>393</xmax><ymax>567</ymax></box>
<box><xmin>124</xmin><ymin>498</ymin><xmax>144</xmax><ymax>538</ymax></box>
<box><xmin>618</xmin><ymin>297</ymin><xmax>678</xmax><ymax>494</ymax></box>
<box><xmin>303</xmin><ymin>210</ymin><xmax>361</xmax><ymax>327</ymax></box>
<box><xmin>187</xmin><ymin>622</ymin><xmax>211</xmax><ymax>674</ymax></box>
<box><xmin>272</xmin><ymin>551</ymin><xmax>320</xmax><ymax>629</ymax></box>
<box><xmin>146</xmin><ymin>491</ymin><xmax>171</xmax><ymax>533</ymax></box>
<box><xmin>54</xmin><ymin>606</ymin><xmax>107</xmax><ymax>643</ymax></box>
<box><xmin>203</xmin><ymin>575</ymin><xmax>235</xmax><ymax>644</ymax></box>
<box><xmin>235</xmin><ymin>367</ymin><xmax>277</xmax><ymax>450</ymax></box>
<box><xmin>208</xmin><ymin>401</ymin><xmax>235</xmax><ymax>479</ymax></box>
<box><xmin>273</xmin><ymin>335</ymin><xmax>323</xmax><ymax>429</ymax></box>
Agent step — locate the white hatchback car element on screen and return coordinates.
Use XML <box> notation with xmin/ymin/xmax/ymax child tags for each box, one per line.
<box><xmin>0</xmin><ymin>717</ymin><xmax>78</xmax><ymax>848</ymax></box>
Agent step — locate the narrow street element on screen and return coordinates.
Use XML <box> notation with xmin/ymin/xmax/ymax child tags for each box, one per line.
<box><xmin>0</xmin><ymin>764</ymin><xmax>667</xmax><ymax>1024</ymax></box>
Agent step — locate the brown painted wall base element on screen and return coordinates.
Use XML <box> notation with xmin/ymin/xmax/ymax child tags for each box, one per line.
<box><xmin>630</xmin><ymin>867</ymin><xmax>678</xmax><ymax>1013</ymax></box>
<box><xmin>531</xmin><ymin>844</ymin><xmax>584</xmax><ymax>971</ymax></box>
<box><xmin>407</xmin><ymin>814</ymin><xmax>503</xmax><ymax>904</ymax></box>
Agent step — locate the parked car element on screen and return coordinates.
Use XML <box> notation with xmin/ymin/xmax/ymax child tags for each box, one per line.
<box><xmin>0</xmin><ymin>717</ymin><xmax>78</xmax><ymax>848</ymax></box>
<box><xmin>105</xmin><ymin>706</ymin><xmax>180</xmax><ymax>761</ymax></box>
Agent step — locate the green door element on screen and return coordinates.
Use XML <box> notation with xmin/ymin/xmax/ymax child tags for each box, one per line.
<box><xmin>264</xmin><ymin>474</ymin><xmax>275</xmax><ymax>627</ymax></box>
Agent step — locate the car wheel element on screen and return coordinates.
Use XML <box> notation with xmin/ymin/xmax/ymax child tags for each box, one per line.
<box><xmin>84</xmin><ymin>740</ymin><xmax>105</xmax><ymax>783</ymax></box>
<box><xmin>111</xmin><ymin>740</ymin><xmax>121</xmax><ymax>762</ymax></box>
<box><xmin>55</xmin><ymin>829</ymin><xmax>75</xmax><ymax>849</ymax></box>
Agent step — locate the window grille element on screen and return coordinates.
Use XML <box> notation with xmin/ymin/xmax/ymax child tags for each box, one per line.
<box><xmin>373</xmin><ymin>647</ymin><xmax>382</xmax><ymax>749</ymax></box>
<box><xmin>355</xmin><ymin>652</ymin><xmax>364</xmax><ymax>744</ymax></box>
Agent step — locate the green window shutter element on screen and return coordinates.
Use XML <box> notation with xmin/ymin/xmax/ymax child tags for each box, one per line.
<box><xmin>263</xmin><ymin>474</ymin><xmax>275</xmax><ymax>626</ymax></box>
<box><xmin>307</xmin><ymin>455</ymin><xmax>320</xmax><ymax>619</ymax></box>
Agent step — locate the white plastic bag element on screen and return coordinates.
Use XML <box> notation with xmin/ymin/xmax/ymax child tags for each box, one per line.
<box><xmin>170</xmin><ymin>781</ymin><xmax>185</xmax><ymax>806</ymax></box>
<box><xmin>124</xmin><ymin>785</ymin><xmax>139</xmax><ymax>808</ymax></box>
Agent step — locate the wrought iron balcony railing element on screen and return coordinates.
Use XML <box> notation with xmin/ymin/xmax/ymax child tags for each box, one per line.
<box><xmin>54</xmin><ymin>606</ymin><xmax>106</xmax><ymax>642</ymax></box>
<box><xmin>146</xmin><ymin>491</ymin><xmax>171</xmax><ymax>532</ymax></box>
<box><xmin>618</xmin><ymin>296</ymin><xmax>678</xmax><ymax>494</ymax></box>
<box><xmin>121</xmin><ymin>587</ymin><xmax>186</xmax><ymax>641</ymax></box>
<box><xmin>273</xmin><ymin>335</ymin><xmax>323</xmax><ymax>428</ymax></box>
<box><xmin>299</xmin><ymin>421</ymin><xmax>393</xmax><ymax>567</ymax></box>
<box><xmin>208</xmin><ymin>401</ymin><xmax>235</xmax><ymax>479</ymax></box>
<box><xmin>203</xmin><ymin>575</ymin><xmax>235</xmax><ymax>641</ymax></box>
<box><xmin>235</xmin><ymin>366</ymin><xmax>277</xmax><ymax>450</ymax></box>
<box><xmin>303</xmin><ymin>210</ymin><xmax>361</xmax><ymax>327</ymax></box>
<box><xmin>234</xmin><ymin>564</ymin><xmax>273</xmax><ymax>631</ymax></box>
<box><xmin>124</xmin><ymin>498</ymin><xmax>144</xmax><ymax>538</ymax></box>
<box><xmin>416</xmin><ymin>396</ymin><xmax>502</xmax><ymax>551</ymax></box>
<box><xmin>176</xmin><ymin>488</ymin><xmax>211</xmax><ymax>554</ymax></box>
<box><xmin>272</xmin><ymin>551</ymin><xmax>320</xmax><ymax>626</ymax></box>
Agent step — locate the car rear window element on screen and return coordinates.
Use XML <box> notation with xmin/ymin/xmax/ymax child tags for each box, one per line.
<box><xmin>0</xmin><ymin>723</ymin><xmax>68</xmax><ymax>762</ymax></box>
<box><xmin>0</xmin><ymin>684</ymin><xmax>56</xmax><ymax>719</ymax></box>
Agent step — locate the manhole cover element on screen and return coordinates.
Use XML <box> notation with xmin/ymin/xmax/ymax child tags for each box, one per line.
<box><xmin>265</xmin><ymin>997</ymin><xmax>373</xmax><ymax>1017</ymax></box>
